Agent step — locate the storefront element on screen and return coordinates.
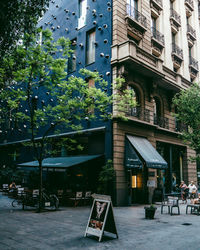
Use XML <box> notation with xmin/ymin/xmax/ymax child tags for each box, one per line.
<box><xmin>124</xmin><ymin>135</ymin><xmax>168</xmax><ymax>204</ymax></box>
<box><xmin>18</xmin><ymin>155</ymin><xmax>105</xmax><ymax>193</ymax></box>
<box><xmin>156</xmin><ymin>141</ymin><xmax>185</xmax><ymax>194</ymax></box>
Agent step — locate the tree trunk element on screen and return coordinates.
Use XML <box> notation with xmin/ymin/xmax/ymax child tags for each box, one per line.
<box><xmin>38</xmin><ymin>160</ymin><xmax>43</xmax><ymax>212</ymax></box>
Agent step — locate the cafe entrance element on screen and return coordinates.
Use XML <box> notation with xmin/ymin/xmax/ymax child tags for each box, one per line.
<box><xmin>128</xmin><ymin>168</ymin><xmax>148</xmax><ymax>204</ymax></box>
<box><xmin>125</xmin><ymin>135</ymin><xmax>168</xmax><ymax>205</ymax></box>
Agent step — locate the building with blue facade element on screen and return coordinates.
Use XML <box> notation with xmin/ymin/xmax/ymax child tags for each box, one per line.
<box><xmin>0</xmin><ymin>0</ymin><xmax>114</xmax><ymax>202</ymax></box>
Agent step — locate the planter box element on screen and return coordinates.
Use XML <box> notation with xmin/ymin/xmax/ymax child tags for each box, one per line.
<box><xmin>144</xmin><ymin>207</ymin><xmax>157</xmax><ymax>219</ymax></box>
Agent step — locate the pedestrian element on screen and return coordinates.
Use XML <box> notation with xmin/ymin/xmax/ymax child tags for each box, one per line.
<box><xmin>9</xmin><ymin>181</ymin><xmax>16</xmax><ymax>190</ymax></box>
<box><xmin>179</xmin><ymin>181</ymin><xmax>187</xmax><ymax>201</ymax></box>
<box><xmin>188</xmin><ymin>181</ymin><xmax>197</xmax><ymax>202</ymax></box>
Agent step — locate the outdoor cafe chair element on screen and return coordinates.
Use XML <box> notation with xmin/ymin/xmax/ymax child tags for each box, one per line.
<box><xmin>69</xmin><ymin>191</ymin><xmax>83</xmax><ymax>207</ymax></box>
<box><xmin>32</xmin><ymin>189</ymin><xmax>39</xmax><ymax>198</ymax></box>
<box><xmin>17</xmin><ymin>188</ymin><xmax>25</xmax><ymax>197</ymax></box>
<box><xmin>83</xmin><ymin>191</ymin><xmax>92</xmax><ymax>205</ymax></box>
<box><xmin>2</xmin><ymin>184</ymin><xmax>9</xmax><ymax>193</ymax></box>
<box><xmin>161</xmin><ymin>196</ymin><xmax>180</xmax><ymax>215</ymax></box>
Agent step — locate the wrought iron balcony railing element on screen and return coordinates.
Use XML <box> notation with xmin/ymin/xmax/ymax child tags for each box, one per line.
<box><xmin>172</xmin><ymin>43</ymin><xmax>183</xmax><ymax>59</ymax></box>
<box><xmin>170</xmin><ymin>8</ymin><xmax>181</xmax><ymax>25</ymax></box>
<box><xmin>187</xmin><ymin>24</ymin><xmax>196</xmax><ymax>39</ymax></box>
<box><xmin>199</xmin><ymin>5</ymin><xmax>200</xmax><ymax>18</ymax></box>
<box><xmin>127</xmin><ymin>107</ymin><xmax>150</xmax><ymax>122</ymax></box>
<box><xmin>151</xmin><ymin>27</ymin><xmax>165</xmax><ymax>46</ymax></box>
<box><xmin>151</xmin><ymin>0</ymin><xmax>163</xmax><ymax>7</ymax></box>
<box><xmin>175</xmin><ymin>119</ymin><xmax>188</xmax><ymax>132</ymax></box>
<box><xmin>154</xmin><ymin>114</ymin><xmax>169</xmax><ymax>129</ymax></box>
<box><xmin>126</xmin><ymin>4</ymin><xmax>147</xmax><ymax>28</ymax></box>
<box><xmin>185</xmin><ymin>0</ymin><xmax>194</xmax><ymax>9</ymax></box>
<box><xmin>189</xmin><ymin>56</ymin><xmax>199</xmax><ymax>71</ymax></box>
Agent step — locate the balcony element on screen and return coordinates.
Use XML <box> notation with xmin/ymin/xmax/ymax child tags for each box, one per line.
<box><xmin>187</xmin><ymin>24</ymin><xmax>196</xmax><ymax>47</ymax></box>
<box><xmin>151</xmin><ymin>27</ymin><xmax>165</xmax><ymax>57</ymax></box>
<box><xmin>199</xmin><ymin>4</ymin><xmax>200</xmax><ymax>20</ymax></box>
<box><xmin>150</xmin><ymin>0</ymin><xmax>163</xmax><ymax>18</ymax></box>
<box><xmin>189</xmin><ymin>56</ymin><xmax>199</xmax><ymax>80</ymax></box>
<box><xmin>170</xmin><ymin>8</ymin><xmax>181</xmax><ymax>33</ymax></box>
<box><xmin>171</xmin><ymin>43</ymin><xmax>183</xmax><ymax>69</ymax></box>
<box><xmin>175</xmin><ymin>119</ymin><xmax>188</xmax><ymax>133</ymax></box>
<box><xmin>185</xmin><ymin>0</ymin><xmax>194</xmax><ymax>13</ymax></box>
<box><xmin>154</xmin><ymin>114</ymin><xmax>169</xmax><ymax>129</ymax></box>
<box><xmin>125</xmin><ymin>4</ymin><xmax>147</xmax><ymax>42</ymax></box>
<box><xmin>127</xmin><ymin>107</ymin><xmax>150</xmax><ymax>123</ymax></box>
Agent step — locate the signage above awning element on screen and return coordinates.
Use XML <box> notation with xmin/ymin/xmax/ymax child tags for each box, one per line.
<box><xmin>126</xmin><ymin>135</ymin><xmax>168</xmax><ymax>169</ymax></box>
<box><xmin>124</xmin><ymin>138</ymin><xmax>143</xmax><ymax>169</ymax></box>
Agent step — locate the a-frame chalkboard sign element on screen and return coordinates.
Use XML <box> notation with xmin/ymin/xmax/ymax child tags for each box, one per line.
<box><xmin>84</xmin><ymin>194</ymin><xmax>118</xmax><ymax>242</ymax></box>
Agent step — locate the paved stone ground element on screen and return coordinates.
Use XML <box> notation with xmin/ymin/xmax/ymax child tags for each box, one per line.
<box><xmin>1</xmin><ymin>192</ymin><xmax>200</xmax><ymax>250</ymax></box>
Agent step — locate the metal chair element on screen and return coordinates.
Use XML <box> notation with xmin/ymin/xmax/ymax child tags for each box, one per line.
<box><xmin>161</xmin><ymin>196</ymin><xmax>180</xmax><ymax>215</ymax></box>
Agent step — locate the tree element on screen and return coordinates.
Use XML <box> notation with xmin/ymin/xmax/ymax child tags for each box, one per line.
<box><xmin>173</xmin><ymin>83</ymin><xmax>200</xmax><ymax>160</ymax></box>
<box><xmin>97</xmin><ymin>160</ymin><xmax>115</xmax><ymax>195</ymax></box>
<box><xmin>0</xmin><ymin>0</ymin><xmax>50</xmax><ymax>59</ymax></box>
<box><xmin>0</xmin><ymin>29</ymin><xmax>136</xmax><ymax>211</ymax></box>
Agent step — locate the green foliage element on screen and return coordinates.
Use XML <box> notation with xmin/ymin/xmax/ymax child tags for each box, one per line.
<box><xmin>97</xmin><ymin>160</ymin><xmax>115</xmax><ymax>195</ymax></box>
<box><xmin>0</xmin><ymin>29</ymin><xmax>136</xmax><ymax>201</ymax></box>
<box><xmin>113</xmin><ymin>77</ymin><xmax>137</xmax><ymax>120</ymax></box>
<box><xmin>173</xmin><ymin>83</ymin><xmax>200</xmax><ymax>159</ymax></box>
<box><xmin>0</xmin><ymin>165</ymin><xmax>23</xmax><ymax>185</ymax></box>
<box><xmin>0</xmin><ymin>0</ymin><xmax>50</xmax><ymax>59</ymax></box>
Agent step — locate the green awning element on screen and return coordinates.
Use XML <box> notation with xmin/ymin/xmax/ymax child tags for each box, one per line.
<box><xmin>125</xmin><ymin>137</ymin><xmax>143</xmax><ymax>169</ymax></box>
<box><xmin>18</xmin><ymin>155</ymin><xmax>103</xmax><ymax>168</ymax></box>
<box><xmin>126</xmin><ymin>135</ymin><xmax>168</xmax><ymax>169</ymax></box>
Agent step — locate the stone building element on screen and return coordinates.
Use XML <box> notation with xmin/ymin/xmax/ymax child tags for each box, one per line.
<box><xmin>112</xmin><ymin>0</ymin><xmax>200</xmax><ymax>205</ymax></box>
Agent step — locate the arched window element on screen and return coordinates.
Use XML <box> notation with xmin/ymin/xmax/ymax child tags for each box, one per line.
<box><xmin>128</xmin><ymin>85</ymin><xmax>140</xmax><ymax>117</ymax></box>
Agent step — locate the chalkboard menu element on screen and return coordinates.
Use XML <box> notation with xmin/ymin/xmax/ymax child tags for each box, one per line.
<box><xmin>84</xmin><ymin>194</ymin><xmax>118</xmax><ymax>242</ymax></box>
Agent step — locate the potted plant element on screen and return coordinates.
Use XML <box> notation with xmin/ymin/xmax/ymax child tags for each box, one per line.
<box><xmin>144</xmin><ymin>204</ymin><xmax>157</xmax><ymax>219</ymax></box>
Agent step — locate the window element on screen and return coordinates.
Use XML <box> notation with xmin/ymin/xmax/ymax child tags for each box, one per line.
<box><xmin>127</xmin><ymin>0</ymin><xmax>138</xmax><ymax>9</ymax></box>
<box><xmin>172</xmin><ymin>33</ymin><xmax>176</xmax><ymax>44</ymax></box>
<box><xmin>151</xmin><ymin>17</ymin><xmax>156</xmax><ymax>29</ymax></box>
<box><xmin>153</xmin><ymin>96</ymin><xmax>161</xmax><ymax>125</ymax></box>
<box><xmin>128</xmin><ymin>85</ymin><xmax>140</xmax><ymax>117</ymax></box>
<box><xmin>78</xmin><ymin>0</ymin><xmax>87</xmax><ymax>29</ymax></box>
<box><xmin>68</xmin><ymin>39</ymin><xmax>76</xmax><ymax>73</ymax></box>
<box><xmin>127</xmin><ymin>0</ymin><xmax>138</xmax><ymax>18</ymax></box>
<box><xmin>86</xmin><ymin>30</ymin><xmax>95</xmax><ymax>65</ymax></box>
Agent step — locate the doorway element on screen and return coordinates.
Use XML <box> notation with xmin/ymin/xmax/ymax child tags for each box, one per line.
<box><xmin>128</xmin><ymin>167</ymin><xmax>148</xmax><ymax>204</ymax></box>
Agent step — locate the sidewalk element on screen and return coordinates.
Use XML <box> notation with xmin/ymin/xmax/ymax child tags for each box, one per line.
<box><xmin>0</xmin><ymin>193</ymin><xmax>200</xmax><ymax>250</ymax></box>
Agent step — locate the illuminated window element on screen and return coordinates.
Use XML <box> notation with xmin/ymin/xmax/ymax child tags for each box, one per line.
<box><xmin>132</xmin><ymin>175</ymin><xmax>137</xmax><ymax>188</ymax></box>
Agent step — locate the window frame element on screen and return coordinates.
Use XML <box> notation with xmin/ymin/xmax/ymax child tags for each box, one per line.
<box><xmin>86</xmin><ymin>29</ymin><xmax>96</xmax><ymax>65</ymax></box>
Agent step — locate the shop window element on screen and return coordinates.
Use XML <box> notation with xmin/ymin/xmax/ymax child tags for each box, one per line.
<box><xmin>68</xmin><ymin>39</ymin><xmax>77</xmax><ymax>73</ymax></box>
<box><xmin>86</xmin><ymin>29</ymin><xmax>95</xmax><ymax>65</ymax></box>
<box><xmin>78</xmin><ymin>0</ymin><xmax>87</xmax><ymax>29</ymax></box>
